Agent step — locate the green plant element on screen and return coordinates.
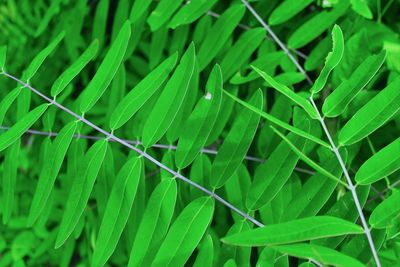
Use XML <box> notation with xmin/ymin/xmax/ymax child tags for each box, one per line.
<box><xmin>0</xmin><ymin>0</ymin><xmax>399</xmax><ymax>266</ymax></box>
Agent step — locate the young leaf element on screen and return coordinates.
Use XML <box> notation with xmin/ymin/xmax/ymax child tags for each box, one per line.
<box><xmin>109</xmin><ymin>53</ymin><xmax>178</xmax><ymax>130</ymax></box>
<box><xmin>0</xmin><ymin>45</ymin><xmax>6</xmax><ymax>71</ymax></box>
<box><xmin>79</xmin><ymin>20</ymin><xmax>131</xmax><ymax>113</ymax></box>
<box><xmin>92</xmin><ymin>156</ymin><xmax>142</xmax><ymax>267</ymax></box>
<box><xmin>175</xmin><ymin>64</ymin><xmax>223</xmax><ymax>169</ymax></box>
<box><xmin>252</xmin><ymin>66</ymin><xmax>318</xmax><ymax>119</ymax></box>
<box><xmin>0</xmin><ymin>103</ymin><xmax>48</xmax><ymax>153</ymax></box>
<box><xmin>55</xmin><ymin>140</ymin><xmax>108</xmax><ymax>248</ymax></box>
<box><xmin>198</xmin><ymin>4</ymin><xmax>245</xmax><ymax>70</ymax></box>
<box><xmin>128</xmin><ymin>179</ymin><xmax>177</xmax><ymax>267</ymax></box>
<box><xmin>369</xmin><ymin>190</ymin><xmax>400</xmax><ymax>229</ymax></box>
<box><xmin>27</xmin><ymin>121</ymin><xmax>78</xmax><ymax>226</ymax></box>
<box><xmin>151</xmin><ymin>197</ymin><xmax>214</xmax><ymax>267</ymax></box>
<box><xmin>210</xmin><ymin>89</ymin><xmax>262</xmax><ymax>189</ymax></box>
<box><xmin>271</xmin><ymin>126</ymin><xmax>348</xmax><ymax>187</ymax></box>
<box><xmin>356</xmin><ymin>137</ymin><xmax>400</xmax><ymax>185</ymax></box>
<box><xmin>221</xmin><ymin>216</ymin><xmax>363</xmax><ymax>246</ymax></box>
<box><xmin>169</xmin><ymin>0</ymin><xmax>218</xmax><ymax>29</ymax></box>
<box><xmin>339</xmin><ymin>76</ymin><xmax>400</xmax><ymax>145</ymax></box>
<box><xmin>223</xmin><ymin>89</ymin><xmax>330</xmax><ymax>149</ymax></box>
<box><xmin>310</xmin><ymin>25</ymin><xmax>344</xmax><ymax>94</ymax></box>
<box><xmin>51</xmin><ymin>40</ymin><xmax>99</xmax><ymax>97</ymax></box>
<box><xmin>147</xmin><ymin>0</ymin><xmax>181</xmax><ymax>31</ymax></box>
<box><xmin>268</xmin><ymin>0</ymin><xmax>313</xmax><ymax>26</ymax></box>
<box><xmin>322</xmin><ymin>50</ymin><xmax>386</xmax><ymax>117</ymax></box>
<box><xmin>142</xmin><ymin>43</ymin><xmax>195</xmax><ymax>147</ymax></box>
<box><xmin>272</xmin><ymin>244</ymin><xmax>365</xmax><ymax>267</ymax></box>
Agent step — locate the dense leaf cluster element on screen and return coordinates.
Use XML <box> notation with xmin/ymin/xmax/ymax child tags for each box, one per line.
<box><xmin>0</xmin><ymin>0</ymin><xmax>399</xmax><ymax>266</ymax></box>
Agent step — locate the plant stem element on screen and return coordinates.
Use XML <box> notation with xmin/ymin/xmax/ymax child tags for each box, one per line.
<box><xmin>309</xmin><ymin>96</ymin><xmax>381</xmax><ymax>267</ymax></box>
<box><xmin>240</xmin><ymin>0</ymin><xmax>312</xmax><ymax>84</ymax></box>
<box><xmin>2</xmin><ymin>71</ymin><xmax>265</xmax><ymax>228</ymax></box>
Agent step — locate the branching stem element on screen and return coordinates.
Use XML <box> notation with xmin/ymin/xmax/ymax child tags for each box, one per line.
<box><xmin>309</xmin><ymin>96</ymin><xmax>381</xmax><ymax>267</ymax></box>
<box><xmin>2</xmin><ymin>71</ymin><xmax>265</xmax><ymax>227</ymax></box>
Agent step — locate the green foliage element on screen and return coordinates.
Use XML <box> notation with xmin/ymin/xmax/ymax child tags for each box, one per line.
<box><xmin>0</xmin><ymin>0</ymin><xmax>400</xmax><ymax>266</ymax></box>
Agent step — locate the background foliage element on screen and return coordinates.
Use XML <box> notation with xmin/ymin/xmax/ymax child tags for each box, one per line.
<box><xmin>0</xmin><ymin>0</ymin><xmax>400</xmax><ymax>266</ymax></box>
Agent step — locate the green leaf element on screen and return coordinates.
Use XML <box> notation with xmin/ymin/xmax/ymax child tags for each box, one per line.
<box><xmin>151</xmin><ymin>197</ymin><xmax>214</xmax><ymax>267</ymax></box>
<box><xmin>268</xmin><ymin>0</ymin><xmax>313</xmax><ymax>26</ymax></box>
<box><xmin>246</xmin><ymin>112</ymin><xmax>309</xmax><ymax>210</ymax></box>
<box><xmin>79</xmin><ymin>20</ymin><xmax>131</xmax><ymax>113</ymax></box>
<box><xmin>92</xmin><ymin>0</ymin><xmax>110</xmax><ymax>50</ymax></box>
<box><xmin>0</xmin><ymin>88</ymin><xmax>20</xmax><ymax>126</ymax></box>
<box><xmin>210</xmin><ymin>89</ymin><xmax>262</xmax><ymax>189</ymax></box>
<box><xmin>175</xmin><ymin>64</ymin><xmax>223</xmax><ymax>169</ymax></box>
<box><xmin>272</xmin><ymin>244</ymin><xmax>365</xmax><ymax>267</ymax></box>
<box><xmin>55</xmin><ymin>140</ymin><xmax>108</xmax><ymax>248</ymax></box>
<box><xmin>252</xmin><ymin>66</ymin><xmax>318</xmax><ymax>119</ymax></box>
<box><xmin>0</xmin><ymin>45</ymin><xmax>6</xmax><ymax>71</ymax></box>
<box><xmin>27</xmin><ymin>121</ymin><xmax>78</xmax><ymax>226</ymax></box>
<box><xmin>147</xmin><ymin>0</ymin><xmax>181</xmax><ymax>32</ymax></box>
<box><xmin>142</xmin><ymin>43</ymin><xmax>196</xmax><ymax>147</ymax></box>
<box><xmin>322</xmin><ymin>50</ymin><xmax>386</xmax><ymax>117</ymax></box>
<box><xmin>2</xmin><ymin>140</ymin><xmax>20</xmax><ymax>224</ymax></box>
<box><xmin>35</xmin><ymin>0</ymin><xmax>62</xmax><ymax>36</ymax></box>
<box><xmin>92</xmin><ymin>156</ymin><xmax>142</xmax><ymax>267</ymax></box>
<box><xmin>193</xmin><ymin>235</ymin><xmax>214</xmax><ymax>267</ymax></box>
<box><xmin>369</xmin><ymin>190</ymin><xmax>400</xmax><ymax>229</ymax></box>
<box><xmin>128</xmin><ymin>179</ymin><xmax>177</xmax><ymax>267</ymax></box>
<box><xmin>198</xmin><ymin>4</ymin><xmax>245</xmax><ymax>70</ymax></box>
<box><xmin>109</xmin><ymin>53</ymin><xmax>178</xmax><ymax>130</ymax></box>
<box><xmin>223</xmin><ymin>89</ymin><xmax>330</xmax><ymax>149</ymax></box>
<box><xmin>169</xmin><ymin>0</ymin><xmax>218</xmax><ymax>29</ymax></box>
<box><xmin>222</xmin><ymin>216</ymin><xmax>363</xmax><ymax>246</ymax></box>
<box><xmin>310</xmin><ymin>25</ymin><xmax>344</xmax><ymax>94</ymax></box>
<box><xmin>51</xmin><ymin>40</ymin><xmax>99</xmax><ymax>97</ymax></box>
<box><xmin>0</xmin><ymin>103</ymin><xmax>48</xmax><ymax>153</ymax></box>
<box><xmin>356</xmin><ymin>137</ymin><xmax>400</xmax><ymax>185</ymax></box>
<box><xmin>23</xmin><ymin>31</ymin><xmax>65</xmax><ymax>81</ymax></box>
<box><xmin>339</xmin><ymin>76</ymin><xmax>400</xmax><ymax>145</ymax></box>
<box><xmin>288</xmin><ymin>0</ymin><xmax>350</xmax><ymax>49</ymax></box>
<box><xmin>271</xmin><ymin>126</ymin><xmax>348</xmax><ymax>187</ymax></box>
<box><xmin>220</xmin><ymin>28</ymin><xmax>265</xmax><ymax>80</ymax></box>
<box><xmin>351</xmin><ymin>0</ymin><xmax>373</xmax><ymax>19</ymax></box>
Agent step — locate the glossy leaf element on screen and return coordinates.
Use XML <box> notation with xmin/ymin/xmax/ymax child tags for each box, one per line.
<box><xmin>210</xmin><ymin>89</ymin><xmax>262</xmax><ymax>189</ymax></box>
<box><xmin>369</xmin><ymin>190</ymin><xmax>400</xmax><ymax>229</ymax></box>
<box><xmin>269</xmin><ymin>0</ymin><xmax>313</xmax><ymax>25</ymax></box>
<box><xmin>252</xmin><ymin>66</ymin><xmax>318</xmax><ymax>119</ymax></box>
<box><xmin>51</xmin><ymin>40</ymin><xmax>99</xmax><ymax>97</ymax></box>
<box><xmin>0</xmin><ymin>103</ymin><xmax>48</xmax><ymax>152</ymax></box>
<box><xmin>151</xmin><ymin>197</ymin><xmax>214</xmax><ymax>267</ymax></box>
<box><xmin>339</xmin><ymin>76</ymin><xmax>400</xmax><ymax>145</ymax></box>
<box><xmin>27</xmin><ymin>121</ymin><xmax>78</xmax><ymax>226</ymax></box>
<box><xmin>79</xmin><ymin>20</ymin><xmax>131</xmax><ymax>113</ymax></box>
<box><xmin>222</xmin><ymin>216</ymin><xmax>363</xmax><ymax>246</ymax></box>
<box><xmin>142</xmin><ymin>43</ymin><xmax>195</xmax><ymax>147</ymax></box>
<box><xmin>55</xmin><ymin>140</ymin><xmax>108</xmax><ymax>248</ymax></box>
<box><xmin>147</xmin><ymin>0</ymin><xmax>181</xmax><ymax>32</ymax></box>
<box><xmin>273</xmin><ymin>244</ymin><xmax>365</xmax><ymax>267</ymax></box>
<box><xmin>175</xmin><ymin>64</ymin><xmax>223</xmax><ymax>168</ymax></box>
<box><xmin>322</xmin><ymin>50</ymin><xmax>386</xmax><ymax>117</ymax></box>
<box><xmin>109</xmin><ymin>53</ymin><xmax>178</xmax><ymax>130</ymax></box>
<box><xmin>92</xmin><ymin>156</ymin><xmax>142</xmax><ymax>267</ymax></box>
<box><xmin>310</xmin><ymin>25</ymin><xmax>344</xmax><ymax>94</ymax></box>
<box><xmin>128</xmin><ymin>179</ymin><xmax>177</xmax><ymax>267</ymax></box>
<box><xmin>169</xmin><ymin>0</ymin><xmax>218</xmax><ymax>29</ymax></box>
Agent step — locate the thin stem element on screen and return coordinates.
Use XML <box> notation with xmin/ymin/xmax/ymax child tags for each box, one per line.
<box><xmin>309</xmin><ymin>96</ymin><xmax>381</xmax><ymax>267</ymax></box>
<box><xmin>240</xmin><ymin>0</ymin><xmax>312</xmax><ymax>84</ymax></box>
<box><xmin>0</xmin><ymin>125</ymin><xmax>315</xmax><ymax>175</ymax></box>
<box><xmin>2</xmin><ymin>71</ymin><xmax>264</xmax><ymax>228</ymax></box>
<box><xmin>206</xmin><ymin>10</ymin><xmax>308</xmax><ymax>60</ymax></box>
